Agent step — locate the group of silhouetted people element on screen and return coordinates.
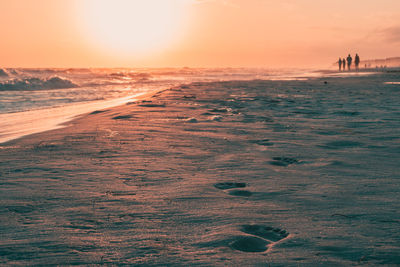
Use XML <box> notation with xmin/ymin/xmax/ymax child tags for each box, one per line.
<box><xmin>338</xmin><ymin>53</ymin><xmax>360</xmax><ymax>71</ymax></box>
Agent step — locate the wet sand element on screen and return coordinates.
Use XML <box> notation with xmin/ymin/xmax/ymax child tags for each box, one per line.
<box><xmin>1</xmin><ymin>73</ymin><xmax>400</xmax><ymax>265</ymax></box>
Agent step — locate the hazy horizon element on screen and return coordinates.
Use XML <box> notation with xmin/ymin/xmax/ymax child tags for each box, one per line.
<box><xmin>1</xmin><ymin>0</ymin><xmax>400</xmax><ymax>68</ymax></box>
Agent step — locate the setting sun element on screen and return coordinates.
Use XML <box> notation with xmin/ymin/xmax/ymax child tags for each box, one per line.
<box><xmin>75</xmin><ymin>0</ymin><xmax>189</xmax><ymax>58</ymax></box>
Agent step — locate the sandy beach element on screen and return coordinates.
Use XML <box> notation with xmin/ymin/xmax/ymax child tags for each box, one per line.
<box><xmin>1</xmin><ymin>72</ymin><xmax>400</xmax><ymax>265</ymax></box>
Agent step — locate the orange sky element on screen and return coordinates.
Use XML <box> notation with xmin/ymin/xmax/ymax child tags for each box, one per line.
<box><xmin>1</xmin><ymin>0</ymin><xmax>400</xmax><ymax>68</ymax></box>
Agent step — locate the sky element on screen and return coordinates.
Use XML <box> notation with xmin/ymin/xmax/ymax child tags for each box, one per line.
<box><xmin>1</xmin><ymin>0</ymin><xmax>400</xmax><ymax>68</ymax></box>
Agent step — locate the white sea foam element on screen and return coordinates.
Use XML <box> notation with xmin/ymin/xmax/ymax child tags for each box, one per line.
<box><xmin>0</xmin><ymin>76</ymin><xmax>77</xmax><ymax>91</ymax></box>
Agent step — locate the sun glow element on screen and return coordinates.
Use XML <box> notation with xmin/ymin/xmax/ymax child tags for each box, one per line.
<box><xmin>76</xmin><ymin>0</ymin><xmax>189</xmax><ymax>58</ymax></box>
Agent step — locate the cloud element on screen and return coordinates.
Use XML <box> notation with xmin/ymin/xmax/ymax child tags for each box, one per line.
<box><xmin>361</xmin><ymin>26</ymin><xmax>400</xmax><ymax>45</ymax></box>
<box><xmin>382</xmin><ymin>26</ymin><xmax>400</xmax><ymax>43</ymax></box>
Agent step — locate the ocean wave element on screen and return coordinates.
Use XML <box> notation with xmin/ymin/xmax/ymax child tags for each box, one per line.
<box><xmin>20</xmin><ymin>68</ymin><xmax>60</xmax><ymax>74</ymax></box>
<box><xmin>0</xmin><ymin>76</ymin><xmax>78</xmax><ymax>91</ymax></box>
<box><xmin>6</xmin><ymin>68</ymin><xmax>19</xmax><ymax>75</ymax></box>
<box><xmin>0</xmin><ymin>69</ymin><xmax>9</xmax><ymax>77</ymax></box>
<box><xmin>109</xmin><ymin>71</ymin><xmax>152</xmax><ymax>80</ymax></box>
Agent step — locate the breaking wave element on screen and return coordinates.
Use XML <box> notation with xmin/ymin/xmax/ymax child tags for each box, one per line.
<box><xmin>0</xmin><ymin>69</ymin><xmax>8</xmax><ymax>77</ymax></box>
<box><xmin>0</xmin><ymin>76</ymin><xmax>78</xmax><ymax>91</ymax></box>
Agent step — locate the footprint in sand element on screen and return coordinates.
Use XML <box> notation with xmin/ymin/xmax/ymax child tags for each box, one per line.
<box><xmin>138</xmin><ymin>103</ymin><xmax>166</xmax><ymax>107</ymax></box>
<box><xmin>182</xmin><ymin>95</ymin><xmax>196</xmax><ymax>99</ymax></box>
<box><xmin>112</xmin><ymin>115</ymin><xmax>133</xmax><ymax>120</ymax></box>
<box><xmin>214</xmin><ymin>182</ymin><xmax>252</xmax><ymax>197</ymax></box>
<box><xmin>249</xmin><ymin>139</ymin><xmax>274</xmax><ymax>146</ymax></box>
<box><xmin>214</xmin><ymin>182</ymin><xmax>246</xmax><ymax>190</ymax></box>
<box><xmin>230</xmin><ymin>236</ymin><xmax>270</xmax><ymax>252</ymax></box>
<box><xmin>90</xmin><ymin>110</ymin><xmax>109</xmax><ymax>115</ymax></box>
<box><xmin>240</xmin><ymin>225</ymin><xmax>289</xmax><ymax>241</ymax></box>
<box><xmin>269</xmin><ymin>156</ymin><xmax>299</xmax><ymax>167</ymax></box>
<box><xmin>230</xmin><ymin>225</ymin><xmax>289</xmax><ymax>253</ymax></box>
<box><xmin>210</xmin><ymin>115</ymin><xmax>222</xmax><ymax>121</ymax></box>
<box><xmin>185</xmin><ymin>117</ymin><xmax>198</xmax><ymax>123</ymax></box>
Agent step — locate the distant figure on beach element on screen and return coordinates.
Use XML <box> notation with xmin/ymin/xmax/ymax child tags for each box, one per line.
<box><xmin>347</xmin><ymin>54</ymin><xmax>352</xmax><ymax>71</ymax></box>
<box><xmin>355</xmin><ymin>53</ymin><xmax>360</xmax><ymax>70</ymax></box>
<box><xmin>338</xmin><ymin>58</ymin><xmax>342</xmax><ymax>71</ymax></box>
<box><xmin>342</xmin><ymin>58</ymin><xmax>346</xmax><ymax>70</ymax></box>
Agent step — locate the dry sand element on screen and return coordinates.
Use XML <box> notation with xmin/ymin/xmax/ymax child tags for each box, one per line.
<box><xmin>1</xmin><ymin>74</ymin><xmax>399</xmax><ymax>265</ymax></box>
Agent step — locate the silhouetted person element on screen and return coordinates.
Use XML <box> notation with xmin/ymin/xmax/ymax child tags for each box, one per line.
<box><xmin>338</xmin><ymin>58</ymin><xmax>342</xmax><ymax>71</ymax></box>
<box><xmin>342</xmin><ymin>58</ymin><xmax>346</xmax><ymax>70</ymax></box>
<box><xmin>347</xmin><ymin>54</ymin><xmax>352</xmax><ymax>71</ymax></box>
<box><xmin>355</xmin><ymin>53</ymin><xmax>360</xmax><ymax>70</ymax></box>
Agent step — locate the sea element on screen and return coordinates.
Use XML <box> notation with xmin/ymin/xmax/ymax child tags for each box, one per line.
<box><xmin>0</xmin><ymin>67</ymin><xmax>316</xmax><ymax>143</ymax></box>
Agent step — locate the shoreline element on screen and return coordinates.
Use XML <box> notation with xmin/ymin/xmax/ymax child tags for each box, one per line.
<box><xmin>0</xmin><ymin>87</ymin><xmax>168</xmax><ymax>145</ymax></box>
